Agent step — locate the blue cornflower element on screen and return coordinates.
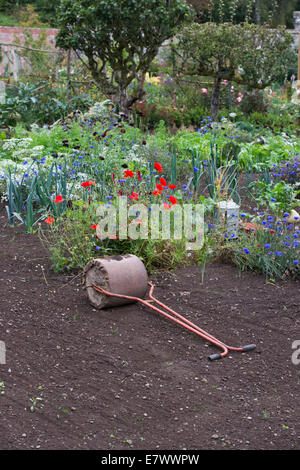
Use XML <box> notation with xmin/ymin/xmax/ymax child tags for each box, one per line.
<box><xmin>264</xmin><ymin>244</ymin><xmax>271</xmax><ymax>248</ymax></box>
<box><xmin>243</xmin><ymin>248</ymin><xmax>250</xmax><ymax>254</ymax></box>
<box><xmin>293</xmin><ymin>260</ymin><xmax>299</xmax><ymax>265</ymax></box>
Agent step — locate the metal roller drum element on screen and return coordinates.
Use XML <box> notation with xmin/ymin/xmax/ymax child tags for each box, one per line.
<box><xmin>83</xmin><ymin>254</ymin><xmax>149</xmax><ymax>309</ymax></box>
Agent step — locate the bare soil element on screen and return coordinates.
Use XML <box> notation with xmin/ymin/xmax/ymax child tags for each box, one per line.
<box><xmin>0</xmin><ymin>210</ymin><xmax>300</xmax><ymax>450</ymax></box>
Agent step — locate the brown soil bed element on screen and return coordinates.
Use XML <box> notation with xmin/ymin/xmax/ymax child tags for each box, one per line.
<box><xmin>0</xmin><ymin>211</ymin><xmax>300</xmax><ymax>450</ymax></box>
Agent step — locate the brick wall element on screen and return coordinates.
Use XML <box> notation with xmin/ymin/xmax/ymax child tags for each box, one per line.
<box><xmin>0</xmin><ymin>26</ymin><xmax>59</xmax><ymax>77</ymax></box>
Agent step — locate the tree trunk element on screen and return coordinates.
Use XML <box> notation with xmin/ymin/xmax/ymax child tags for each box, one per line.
<box><xmin>118</xmin><ymin>87</ymin><xmax>130</xmax><ymax>115</ymax></box>
<box><xmin>211</xmin><ymin>76</ymin><xmax>221</xmax><ymax>121</ymax></box>
<box><xmin>117</xmin><ymin>72</ymin><xmax>146</xmax><ymax>117</ymax></box>
<box><xmin>255</xmin><ymin>0</ymin><xmax>261</xmax><ymax>25</ymax></box>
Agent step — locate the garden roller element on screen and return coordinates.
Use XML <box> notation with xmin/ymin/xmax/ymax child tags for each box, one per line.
<box><xmin>83</xmin><ymin>254</ymin><xmax>256</xmax><ymax>361</ymax></box>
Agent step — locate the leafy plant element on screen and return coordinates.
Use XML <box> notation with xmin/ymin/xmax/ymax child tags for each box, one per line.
<box><xmin>56</xmin><ymin>0</ymin><xmax>192</xmax><ymax>113</ymax></box>
<box><xmin>173</xmin><ymin>22</ymin><xmax>293</xmax><ymax>119</ymax></box>
<box><xmin>29</xmin><ymin>396</ymin><xmax>44</xmax><ymax>412</ymax></box>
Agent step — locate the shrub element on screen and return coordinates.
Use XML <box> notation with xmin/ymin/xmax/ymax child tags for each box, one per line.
<box><xmin>239</xmin><ymin>90</ymin><xmax>268</xmax><ymax>115</ymax></box>
<box><xmin>39</xmin><ymin>200</ymin><xmax>190</xmax><ymax>273</ymax></box>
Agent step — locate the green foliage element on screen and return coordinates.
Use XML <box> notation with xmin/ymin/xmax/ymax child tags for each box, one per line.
<box><xmin>55</xmin><ymin>0</ymin><xmax>192</xmax><ymax>112</ymax></box>
<box><xmin>2</xmin><ymin>159</ymin><xmax>74</xmax><ymax>232</ymax></box>
<box><xmin>0</xmin><ymin>0</ymin><xmax>60</xmax><ymax>26</ymax></box>
<box><xmin>230</xmin><ymin>223</ymin><xmax>300</xmax><ymax>280</ymax></box>
<box><xmin>239</xmin><ymin>90</ymin><xmax>268</xmax><ymax>115</ymax></box>
<box><xmin>0</xmin><ymin>81</ymin><xmax>92</xmax><ymax>128</ymax></box>
<box><xmin>173</xmin><ymin>21</ymin><xmax>294</xmax><ymax>119</ymax></box>
<box><xmin>248</xmin><ymin>110</ymin><xmax>297</xmax><ymax>135</ymax></box>
<box><xmin>200</xmin><ymin>0</ymin><xmax>298</xmax><ymax>27</ymax></box>
<box><xmin>249</xmin><ymin>180</ymin><xmax>299</xmax><ymax>212</ymax></box>
<box><xmin>38</xmin><ymin>200</ymin><xmax>189</xmax><ymax>273</ymax></box>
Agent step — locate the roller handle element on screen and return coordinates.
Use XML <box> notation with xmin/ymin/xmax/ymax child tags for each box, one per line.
<box><xmin>209</xmin><ymin>344</ymin><xmax>256</xmax><ymax>361</ymax></box>
<box><xmin>208</xmin><ymin>353</ymin><xmax>222</xmax><ymax>361</ymax></box>
<box><xmin>242</xmin><ymin>344</ymin><xmax>256</xmax><ymax>352</ymax></box>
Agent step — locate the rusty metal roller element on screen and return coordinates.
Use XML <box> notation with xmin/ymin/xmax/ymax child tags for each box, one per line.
<box><xmin>83</xmin><ymin>254</ymin><xmax>149</xmax><ymax>309</ymax></box>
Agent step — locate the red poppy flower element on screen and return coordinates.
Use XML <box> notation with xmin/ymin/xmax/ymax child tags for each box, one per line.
<box><xmin>81</xmin><ymin>181</ymin><xmax>95</xmax><ymax>187</ymax></box>
<box><xmin>160</xmin><ymin>177</ymin><xmax>167</xmax><ymax>186</ymax></box>
<box><xmin>270</xmin><ymin>230</ymin><xmax>275</xmax><ymax>234</ymax></box>
<box><xmin>90</xmin><ymin>224</ymin><xmax>98</xmax><ymax>230</ymax></box>
<box><xmin>44</xmin><ymin>216</ymin><xmax>55</xmax><ymax>225</ymax></box>
<box><xmin>124</xmin><ymin>170</ymin><xmax>134</xmax><ymax>178</ymax></box>
<box><xmin>54</xmin><ymin>195</ymin><xmax>64</xmax><ymax>203</ymax></box>
<box><xmin>154</xmin><ymin>162</ymin><xmax>162</xmax><ymax>172</ymax></box>
<box><xmin>169</xmin><ymin>195</ymin><xmax>177</xmax><ymax>205</ymax></box>
<box><xmin>129</xmin><ymin>192</ymin><xmax>139</xmax><ymax>200</ymax></box>
<box><xmin>156</xmin><ymin>184</ymin><xmax>163</xmax><ymax>191</ymax></box>
<box><xmin>163</xmin><ymin>203</ymin><xmax>172</xmax><ymax>210</ymax></box>
<box><xmin>152</xmin><ymin>190</ymin><xmax>161</xmax><ymax>196</ymax></box>
<box><xmin>169</xmin><ymin>184</ymin><xmax>177</xmax><ymax>189</ymax></box>
<box><xmin>137</xmin><ymin>170</ymin><xmax>142</xmax><ymax>182</ymax></box>
<box><xmin>257</xmin><ymin>244</ymin><xmax>261</xmax><ymax>247</ymax></box>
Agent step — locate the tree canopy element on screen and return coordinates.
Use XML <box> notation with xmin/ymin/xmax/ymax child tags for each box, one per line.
<box><xmin>55</xmin><ymin>0</ymin><xmax>192</xmax><ymax>113</ymax></box>
<box><xmin>195</xmin><ymin>0</ymin><xmax>300</xmax><ymax>28</ymax></box>
<box><xmin>173</xmin><ymin>21</ymin><xmax>294</xmax><ymax>119</ymax></box>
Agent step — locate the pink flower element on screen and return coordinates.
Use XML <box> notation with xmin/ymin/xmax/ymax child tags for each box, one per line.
<box><xmin>201</xmin><ymin>88</ymin><xmax>208</xmax><ymax>94</ymax></box>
